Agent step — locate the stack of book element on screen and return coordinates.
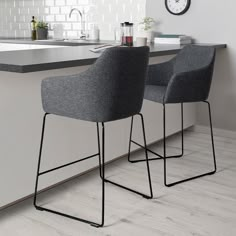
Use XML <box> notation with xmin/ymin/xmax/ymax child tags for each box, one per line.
<box><xmin>154</xmin><ymin>35</ymin><xmax>192</xmax><ymax>45</ymax></box>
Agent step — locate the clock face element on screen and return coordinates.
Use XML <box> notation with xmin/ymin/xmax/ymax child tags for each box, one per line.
<box><xmin>165</xmin><ymin>0</ymin><xmax>191</xmax><ymax>15</ymax></box>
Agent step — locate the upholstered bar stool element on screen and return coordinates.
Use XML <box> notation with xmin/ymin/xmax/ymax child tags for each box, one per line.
<box><xmin>128</xmin><ymin>45</ymin><xmax>217</xmax><ymax>187</ymax></box>
<box><xmin>33</xmin><ymin>46</ymin><xmax>153</xmax><ymax>227</ymax></box>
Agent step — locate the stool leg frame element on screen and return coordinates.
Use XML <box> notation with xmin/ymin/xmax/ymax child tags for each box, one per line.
<box><xmin>34</xmin><ymin>113</ymin><xmax>105</xmax><ymax>227</ymax></box>
<box><xmin>34</xmin><ymin>113</ymin><xmax>153</xmax><ymax>227</ymax></box>
<box><xmin>164</xmin><ymin>101</ymin><xmax>217</xmax><ymax>187</ymax></box>
<box><xmin>102</xmin><ymin>113</ymin><xmax>153</xmax><ymax>199</ymax></box>
<box><xmin>128</xmin><ymin>103</ymin><xmax>184</xmax><ymax>163</ymax></box>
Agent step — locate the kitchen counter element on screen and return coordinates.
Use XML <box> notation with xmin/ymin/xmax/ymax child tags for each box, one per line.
<box><xmin>0</xmin><ymin>40</ymin><xmax>226</xmax><ymax>73</ymax></box>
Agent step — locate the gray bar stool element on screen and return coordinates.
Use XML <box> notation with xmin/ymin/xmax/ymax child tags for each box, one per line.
<box><xmin>33</xmin><ymin>46</ymin><xmax>153</xmax><ymax>227</ymax></box>
<box><xmin>128</xmin><ymin>45</ymin><xmax>217</xmax><ymax>187</ymax></box>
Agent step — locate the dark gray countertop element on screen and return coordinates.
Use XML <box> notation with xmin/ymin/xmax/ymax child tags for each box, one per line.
<box><xmin>0</xmin><ymin>39</ymin><xmax>227</xmax><ymax>73</ymax></box>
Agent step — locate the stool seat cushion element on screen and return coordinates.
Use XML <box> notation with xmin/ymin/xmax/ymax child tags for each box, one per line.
<box><xmin>144</xmin><ymin>85</ymin><xmax>167</xmax><ymax>103</ymax></box>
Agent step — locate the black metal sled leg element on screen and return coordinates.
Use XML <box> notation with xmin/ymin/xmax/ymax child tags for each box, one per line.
<box><xmin>97</xmin><ymin>122</ymin><xmax>103</xmax><ymax>180</ymax></box>
<box><xmin>34</xmin><ymin>113</ymin><xmax>105</xmax><ymax>228</ymax></box>
<box><xmin>128</xmin><ymin>103</ymin><xmax>184</xmax><ymax>163</ymax></box>
<box><xmin>104</xmin><ymin>113</ymin><xmax>153</xmax><ymax>199</ymax></box>
<box><xmin>34</xmin><ymin>113</ymin><xmax>48</xmax><ymax>209</ymax></box>
<box><xmin>164</xmin><ymin>102</ymin><xmax>217</xmax><ymax>187</ymax></box>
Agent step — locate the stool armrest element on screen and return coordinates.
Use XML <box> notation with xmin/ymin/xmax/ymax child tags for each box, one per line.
<box><xmin>164</xmin><ymin>65</ymin><xmax>213</xmax><ymax>103</ymax></box>
<box><xmin>146</xmin><ymin>58</ymin><xmax>175</xmax><ymax>86</ymax></box>
<box><xmin>41</xmin><ymin>70</ymin><xmax>106</xmax><ymax>121</ymax></box>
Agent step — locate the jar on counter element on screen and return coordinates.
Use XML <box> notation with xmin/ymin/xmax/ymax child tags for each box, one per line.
<box><xmin>121</xmin><ymin>22</ymin><xmax>133</xmax><ymax>47</ymax></box>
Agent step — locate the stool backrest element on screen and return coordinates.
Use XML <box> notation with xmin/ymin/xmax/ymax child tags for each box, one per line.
<box><xmin>174</xmin><ymin>45</ymin><xmax>215</xmax><ymax>75</ymax></box>
<box><xmin>87</xmin><ymin>46</ymin><xmax>150</xmax><ymax>121</ymax></box>
<box><xmin>164</xmin><ymin>45</ymin><xmax>216</xmax><ymax>103</ymax></box>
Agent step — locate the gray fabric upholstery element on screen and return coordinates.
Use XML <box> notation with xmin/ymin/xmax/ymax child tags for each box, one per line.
<box><xmin>41</xmin><ymin>46</ymin><xmax>150</xmax><ymax>122</ymax></box>
<box><xmin>144</xmin><ymin>85</ymin><xmax>167</xmax><ymax>103</ymax></box>
<box><xmin>146</xmin><ymin>59</ymin><xmax>175</xmax><ymax>86</ymax></box>
<box><xmin>145</xmin><ymin>45</ymin><xmax>216</xmax><ymax>104</ymax></box>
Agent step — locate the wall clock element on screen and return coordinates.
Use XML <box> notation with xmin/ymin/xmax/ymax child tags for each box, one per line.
<box><xmin>165</xmin><ymin>0</ymin><xmax>191</xmax><ymax>15</ymax></box>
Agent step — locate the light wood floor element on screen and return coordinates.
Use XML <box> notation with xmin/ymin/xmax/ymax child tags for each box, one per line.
<box><xmin>0</xmin><ymin>130</ymin><xmax>236</xmax><ymax>236</ymax></box>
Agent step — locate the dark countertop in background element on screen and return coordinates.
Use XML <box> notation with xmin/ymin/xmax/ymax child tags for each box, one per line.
<box><xmin>0</xmin><ymin>39</ymin><xmax>227</xmax><ymax>73</ymax></box>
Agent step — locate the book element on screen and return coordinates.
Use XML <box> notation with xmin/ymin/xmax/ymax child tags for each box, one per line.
<box><xmin>157</xmin><ymin>34</ymin><xmax>187</xmax><ymax>38</ymax></box>
<box><xmin>154</xmin><ymin>34</ymin><xmax>192</xmax><ymax>45</ymax></box>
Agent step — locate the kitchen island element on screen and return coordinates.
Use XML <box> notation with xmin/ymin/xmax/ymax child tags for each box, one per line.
<box><xmin>0</xmin><ymin>41</ymin><xmax>226</xmax><ymax>209</ymax></box>
<box><xmin>0</xmin><ymin>40</ymin><xmax>226</xmax><ymax>73</ymax></box>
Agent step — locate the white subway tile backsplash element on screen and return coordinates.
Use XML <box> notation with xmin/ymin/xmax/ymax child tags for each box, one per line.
<box><xmin>66</xmin><ymin>0</ymin><xmax>77</xmax><ymax>5</ymax></box>
<box><xmin>55</xmin><ymin>0</ymin><xmax>65</xmax><ymax>6</ymax></box>
<box><xmin>63</xmin><ymin>23</ymin><xmax>71</xmax><ymax>30</ymax></box>
<box><xmin>45</xmin><ymin>15</ymin><xmax>55</xmax><ymax>22</ymax></box>
<box><xmin>24</xmin><ymin>0</ymin><xmax>34</xmax><ymax>7</ymax></box>
<box><xmin>45</xmin><ymin>0</ymin><xmax>54</xmax><ymax>6</ymax></box>
<box><xmin>66</xmin><ymin>30</ymin><xmax>77</xmax><ymax>38</ymax></box>
<box><xmin>50</xmin><ymin>6</ymin><xmax>60</xmax><ymax>14</ymax></box>
<box><xmin>44</xmin><ymin>7</ymin><xmax>50</xmax><ymax>14</ymax></box>
<box><xmin>60</xmin><ymin>6</ymin><xmax>71</xmax><ymax>14</ymax></box>
<box><xmin>34</xmin><ymin>0</ymin><xmax>44</xmax><ymax>6</ymax></box>
<box><xmin>19</xmin><ymin>8</ymin><xmax>29</xmax><ymax>15</ymax></box>
<box><xmin>10</xmin><ymin>23</ymin><xmax>20</xmax><ymax>30</ymax></box>
<box><xmin>18</xmin><ymin>1</ymin><xmax>25</xmax><ymax>8</ymax></box>
<box><xmin>72</xmin><ymin>22</ymin><xmax>82</xmax><ymax>30</ymax></box>
<box><xmin>30</xmin><ymin>8</ymin><xmax>40</xmax><ymax>15</ymax></box>
<box><xmin>19</xmin><ymin>23</ymin><xmax>30</xmax><ymax>30</ymax></box>
<box><xmin>0</xmin><ymin>0</ymin><xmax>146</xmax><ymax>39</ymax></box>
<box><xmin>67</xmin><ymin>14</ymin><xmax>78</xmax><ymax>22</ymax></box>
<box><xmin>55</xmin><ymin>14</ymin><xmax>66</xmax><ymax>21</ymax></box>
<box><xmin>9</xmin><ymin>8</ymin><xmax>20</xmax><ymax>16</ymax></box>
<box><xmin>78</xmin><ymin>0</ymin><xmax>89</xmax><ymax>5</ymax></box>
<box><xmin>15</xmin><ymin>15</ymin><xmax>26</xmax><ymax>22</ymax></box>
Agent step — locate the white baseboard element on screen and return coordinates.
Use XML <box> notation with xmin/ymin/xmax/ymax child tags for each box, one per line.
<box><xmin>191</xmin><ymin>125</ymin><xmax>236</xmax><ymax>139</ymax></box>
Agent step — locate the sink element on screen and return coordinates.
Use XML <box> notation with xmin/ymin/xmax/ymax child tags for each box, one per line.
<box><xmin>0</xmin><ymin>39</ymin><xmax>106</xmax><ymax>48</ymax></box>
<box><xmin>36</xmin><ymin>39</ymin><xmax>102</xmax><ymax>46</ymax></box>
<box><xmin>37</xmin><ymin>39</ymin><xmax>86</xmax><ymax>42</ymax></box>
<box><xmin>56</xmin><ymin>39</ymin><xmax>87</xmax><ymax>42</ymax></box>
<box><xmin>0</xmin><ymin>43</ymin><xmax>67</xmax><ymax>52</ymax></box>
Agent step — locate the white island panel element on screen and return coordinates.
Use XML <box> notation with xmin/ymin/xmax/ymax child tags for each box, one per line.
<box><xmin>0</xmin><ymin>56</ymin><xmax>196</xmax><ymax>208</ymax></box>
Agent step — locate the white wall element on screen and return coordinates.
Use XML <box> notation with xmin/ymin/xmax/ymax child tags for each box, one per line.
<box><xmin>146</xmin><ymin>0</ymin><xmax>236</xmax><ymax>131</ymax></box>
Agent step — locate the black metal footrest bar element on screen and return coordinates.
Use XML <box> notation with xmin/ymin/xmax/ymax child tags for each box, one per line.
<box><xmin>128</xmin><ymin>103</ymin><xmax>184</xmax><ymax>165</ymax></box>
<box><xmin>35</xmin><ymin>205</ymin><xmax>102</xmax><ymax>227</ymax></box>
<box><xmin>103</xmin><ymin>178</ymin><xmax>152</xmax><ymax>199</ymax></box>
<box><xmin>39</xmin><ymin>153</ymin><xmax>99</xmax><ymax>176</ymax></box>
<box><xmin>129</xmin><ymin>140</ymin><xmax>183</xmax><ymax>163</ymax></box>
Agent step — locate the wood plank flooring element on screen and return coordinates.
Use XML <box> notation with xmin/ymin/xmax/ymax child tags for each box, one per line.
<box><xmin>0</xmin><ymin>130</ymin><xmax>235</xmax><ymax>236</ymax></box>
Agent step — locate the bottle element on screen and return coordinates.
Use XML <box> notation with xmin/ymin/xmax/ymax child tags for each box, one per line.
<box><xmin>31</xmin><ymin>16</ymin><xmax>37</xmax><ymax>40</ymax></box>
<box><xmin>120</xmin><ymin>22</ymin><xmax>133</xmax><ymax>46</ymax></box>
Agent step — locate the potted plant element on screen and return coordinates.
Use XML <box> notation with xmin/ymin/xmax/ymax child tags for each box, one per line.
<box><xmin>36</xmin><ymin>21</ymin><xmax>49</xmax><ymax>40</ymax></box>
<box><xmin>139</xmin><ymin>17</ymin><xmax>155</xmax><ymax>43</ymax></box>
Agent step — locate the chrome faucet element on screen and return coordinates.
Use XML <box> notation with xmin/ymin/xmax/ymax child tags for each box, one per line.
<box><xmin>69</xmin><ymin>8</ymin><xmax>86</xmax><ymax>39</ymax></box>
